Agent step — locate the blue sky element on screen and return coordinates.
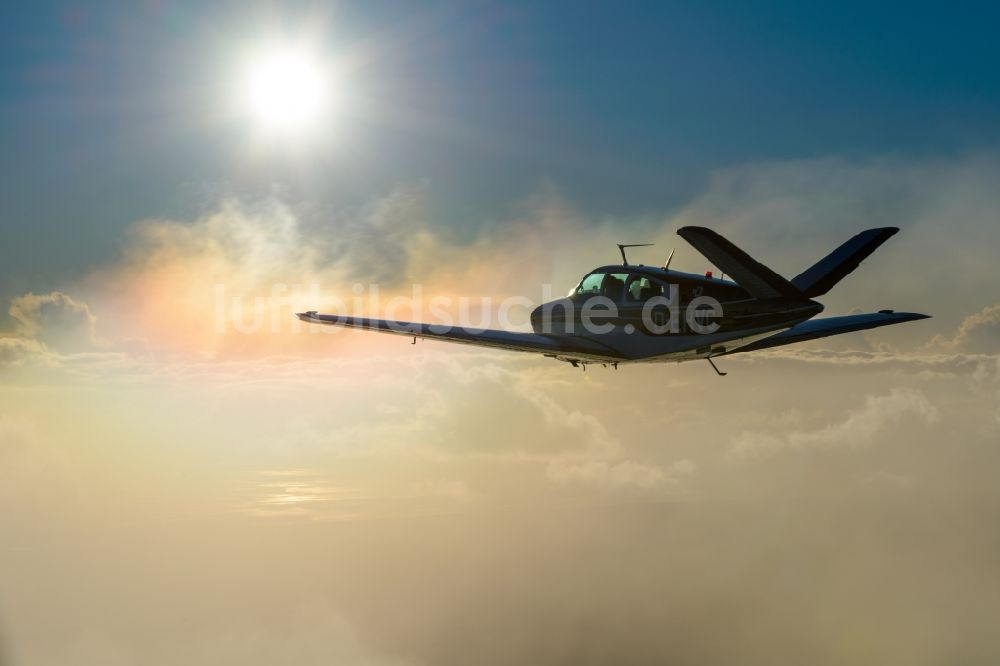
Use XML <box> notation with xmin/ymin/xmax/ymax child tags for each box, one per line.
<box><xmin>3</xmin><ymin>0</ymin><xmax>1000</xmax><ymax>303</ymax></box>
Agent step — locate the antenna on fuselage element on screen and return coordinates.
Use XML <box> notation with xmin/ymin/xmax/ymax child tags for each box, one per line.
<box><xmin>662</xmin><ymin>248</ymin><xmax>675</xmax><ymax>271</ymax></box>
<box><xmin>617</xmin><ymin>243</ymin><xmax>654</xmax><ymax>266</ymax></box>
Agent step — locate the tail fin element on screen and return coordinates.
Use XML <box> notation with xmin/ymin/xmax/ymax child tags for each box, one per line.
<box><xmin>677</xmin><ymin>226</ymin><xmax>801</xmax><ymax>300</ymax></box>
<box><xmin>791</xmin><ymin>227</ymin><xmax>898</xmax><ymax>297</ymax></box>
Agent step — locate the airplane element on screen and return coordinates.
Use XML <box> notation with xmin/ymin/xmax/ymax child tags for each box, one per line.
<box><xmin>296</xmin><ymin>226</ymin><xmax>929</xmax><ymax>375</ymax></box>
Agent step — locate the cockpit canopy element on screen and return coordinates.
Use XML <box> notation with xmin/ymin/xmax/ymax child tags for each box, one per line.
<box><xmin>573</xmin><ymin>271</ymin><xmax>666</xmax><ymax>303</ymax></box>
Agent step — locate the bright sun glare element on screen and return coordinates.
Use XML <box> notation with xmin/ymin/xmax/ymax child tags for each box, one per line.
<box><xmin>240</xmin><ymin>47</ymin><xmax>331</xmax><ymax>133</ymax></box>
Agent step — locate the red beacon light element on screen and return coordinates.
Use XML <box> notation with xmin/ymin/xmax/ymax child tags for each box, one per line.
<box><xmin>705</xmin><ymin>270</ymin><xmax>713</xmax><ymax>278</ymax></box>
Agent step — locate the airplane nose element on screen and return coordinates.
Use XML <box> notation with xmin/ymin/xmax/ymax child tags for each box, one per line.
<box><xmin>531</xmin><ymin>298</ymin><xmax>574</xmax><ymax>334</ymax></box>
<box><xmin>530</xmin><ymin>304</ymin><xmax>545</xmax><ymax>332</ymax></box>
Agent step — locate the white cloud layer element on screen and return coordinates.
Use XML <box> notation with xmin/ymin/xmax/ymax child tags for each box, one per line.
<box><xmin>3</xmin><ymin>155</ymin><xmax>1000</xmax><ymax>664</ymax></box>
<box><xmin>728</xmin><ymin>388</ymin><xmax>939</xmax><ymax>461</ymax></box>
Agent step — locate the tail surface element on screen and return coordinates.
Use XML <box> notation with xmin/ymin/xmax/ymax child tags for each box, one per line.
<box><xmin>676</xmin><ymin>226</ymin><xmax>801</xmax><ymax>300</ymax></box>
<box><xmin>791</xmin><ymin>227</ymin><xmax>898</xmax><ymax>297</ymax></box>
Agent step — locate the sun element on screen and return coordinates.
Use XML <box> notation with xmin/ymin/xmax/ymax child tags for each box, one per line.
<box><xmin>239</xmin><ymin>47</ymin><xmax>332</xmax><ymax>133</ymax></box>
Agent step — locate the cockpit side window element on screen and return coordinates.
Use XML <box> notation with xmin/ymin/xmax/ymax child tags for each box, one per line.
<box><xmin>625</xmin><ymin>275</ymin><xmax>664</xmax><ymax>302</ymax></box>
<box><xmin>601</xmin><ymin>273</ymin><xmax>627</xmax><ymax>301</ymax></box>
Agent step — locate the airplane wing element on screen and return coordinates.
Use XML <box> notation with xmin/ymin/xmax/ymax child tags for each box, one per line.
<box><xmin>295</xmin><ymin>312</ymin><xmax>621</xmax><ymax>360</ymax></box>
<box><xmin>676</xmin><ymin>226</ymin><xmax>802</xmax><ymax>300</ymax></box>
<box><xmin>725</xmin><ymin>310</ymin><xmax>930</xmax><ymax>354</ymax></box>
<box><xmin>791</xmin><ymin>227</ymin><xmax>899</xmax><ymax>297</ymax></box>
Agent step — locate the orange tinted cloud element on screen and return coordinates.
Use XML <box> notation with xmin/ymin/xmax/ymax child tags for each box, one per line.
<box><xmin>79</xmin><ymin>186</ymin><xmax>644</xmax><ymax>359</ymax></box>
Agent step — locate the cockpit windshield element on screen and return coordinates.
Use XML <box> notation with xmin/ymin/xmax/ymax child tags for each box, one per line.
<box><xmin>575</xmin><ymin>273</ymin><xmax>605</xmax><ymax>295</ymax></box>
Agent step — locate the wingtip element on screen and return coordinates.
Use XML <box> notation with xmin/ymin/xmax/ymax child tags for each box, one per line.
<box><xmin>879</xmin><ymin>310</ymin><xmax>931</xmax><ymax>321</ymax></box>
<box><xmin>861</xmin><ymin>226</ymin><xmax>900</xmax><ymax>240</ymax></box>
<box><xmin>676</xmin><ymin>225</ymin><xmax>710</xmax><ymax>236</ymax></box>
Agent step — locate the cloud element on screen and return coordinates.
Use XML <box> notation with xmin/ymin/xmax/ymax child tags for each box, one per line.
<box><xmin>410</xmin><ymin>478</ymin><xmax>483</xmax><ymax>503</ymax></box>
<box><xmin>546</xmin><ymin>458</ymin><xmax>696</xmax><ymax>493</ymax></box>
<box><xmin>7</xmin><ymin>157</ymin><xmax>1000</xmax><ymax>664</ymax></box>
<box><xmin>0</xmin><ymin>336</ymin><xmax>48</xmax><ymax>367</ymax></box>
<box><xmin>7</xmin><ymin>291</ymin><xmax>99</xmax><ymax>353</ymax></box>
<box><xmin>929</xmin><ymin>304</ymin><xmax>1000</xmax><ymax>354</ymax></box>
<box><xmin>10</xmin><ymin>599</ymin><xmax>416</xmax><ymax>666</ymax></box>
<box><xmin>18</xmin><ymin>154</ymin><xmax>995</xmax><ymax>363</ymax></box>
<box><xmin>670</xmin><ymin>156</ymin><xmax>1000</xmax><ymax>339</ymax></box>
<box><xmin>863</xmin><ymin>470</ymin><xmax>915</xmax><ymax>490</ymax></box>
<box><xmin>189</xmin><ymin>601</ymin><xmax>417</xmax><ymax>666</ymax></box>
<box><xmin>728</xmin><ymin>388</ymin><xmax>939</xmax><ymax>460</ymax></box>
<box><xmin>0</xmin><ymin>291</ymin><xmax>148</xmax><ymax>375</ymax></box>
<box><xmin>262</xmin><ymin>354</ymin><xmax>623</xmax><ymax>467</ymax></box>
<box><xmin>0</xmin><ymin>414</ymin><xmax>73</xmax><ymax>505</ymax></box>
<box><xmin>0</xmin><ymin>415</ymin><xmax>35</xmax><ymax>461</ymax></box>
<box><xmin>78</xmin><ymin>188</ymin><xmax>606</xmax><ymax>357</ymax></box>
